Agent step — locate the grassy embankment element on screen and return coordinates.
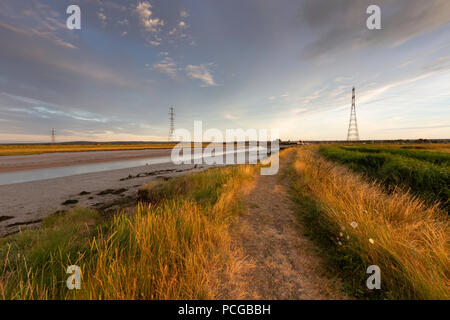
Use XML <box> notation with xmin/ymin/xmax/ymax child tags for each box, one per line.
<box><xmin>0</xmin><ymin>165</ymin><xmax>257</xmax><ymax>299</ymax></box>
<box><xmin>319</xmin><ymin>145</ymin><xmax>449</xmax><ymax>212</ymax></box>
<box><xmin>289</xmin><ymin>147</ymin><xmax>449</xmax><ymax>299</ymax></box>
<box><xmin>0</xmin><ymin>144</ymin><xmax>177</xmax><ymax>156</ymax></box>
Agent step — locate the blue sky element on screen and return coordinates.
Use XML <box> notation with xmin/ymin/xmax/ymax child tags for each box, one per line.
<box><xmin>0</xmin><ymin>0</ymin><xmax>449</xmax><ymax>142</ymax></box>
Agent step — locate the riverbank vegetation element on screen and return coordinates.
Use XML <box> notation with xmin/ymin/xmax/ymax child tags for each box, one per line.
<box><xmin>289</xmin><ymin>147</ymin><xmax>449</xmax><ymax>299</ymax></box>
<box><xmin>0</xmin><ymin>165</ymin><xmax>257</xmax><ymax>299</ymax></box>
<box><xmin>319</xmin><ymin>145</ymin><xmax>449</xmax><ymax>211</ymax></box>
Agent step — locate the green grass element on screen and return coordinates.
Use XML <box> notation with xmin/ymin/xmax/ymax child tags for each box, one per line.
<box><xmin>341</xmin><ymin>146</ymin><xmax>450</xmax><ymax>166</ymax></box>
<box><xmin>0</xmin><ymin>209</ymin><xmax>101</xmax><ymax>299</ymax></box>
<box><xmin>0</xmin><ymin>165</ymin><xmax>257</xmax><ymax>299</ymax></box>
<box><xmin>319</xmin><ymin>146</ymin><xmax>450</xmax><ymax>212</ymax></box>
<box><xmin>289</xmin><ymin>148</ymin><xmax>449</xmax><ymax>300</ymax></box>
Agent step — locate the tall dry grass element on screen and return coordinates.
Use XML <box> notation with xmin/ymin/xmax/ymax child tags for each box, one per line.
<box><xmin>0</xmin><ymin>165</ymin><xmax>257</xmax><ymax>299</ymax></box>
<box><xmin>292</xmin><ymin>148</ymin><xmax>449</xmax><ymax>299</ymax></box>
<box><xmin>0</xmin><ymin>144</ymin><xmax>176</xmax><ymax>156</ymax></box>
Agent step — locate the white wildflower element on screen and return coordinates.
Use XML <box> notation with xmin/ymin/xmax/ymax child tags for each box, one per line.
<box><xmin>350</xmin><ymin>221</ymin><xmax>358</xmax><ymax>229</ymax></box>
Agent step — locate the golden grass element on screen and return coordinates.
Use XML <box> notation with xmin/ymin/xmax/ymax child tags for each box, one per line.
<box><xmin>0</xmin><ymin>143</ymin><xmax>238</xmax><ymax>156</ymax></box>
<box><xmin>0</xmin><ymin>165</ymin><xmax>257</xmax><ymax>299</ymax></box>
<box><xmin>291</xmin><ymin>148</ymin><xmax>449</xmax><ymax>299</ymax></box>
<box><xmin>0</xmin><ymin>144</ymin><xmax>177</xmax><ymax>156</ymax></box>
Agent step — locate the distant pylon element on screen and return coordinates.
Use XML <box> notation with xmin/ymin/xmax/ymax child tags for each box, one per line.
<box><xmin>51</xmin><ymin>128</ymin><xmax>56</xmax><ymax>143</ymax></box>
<box><xmin>347</xmin><ymin>87</ymin><xmax>359</xmax><ymax>141</ymax></box>
<box><xmin>168</xmin><ymin>106</ymin><xmax>175</xmax><ymax>142</ymax></box>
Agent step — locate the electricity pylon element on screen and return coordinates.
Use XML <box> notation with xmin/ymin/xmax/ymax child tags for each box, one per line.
<box><xmin>347</xmin><ymin>87</ymin><xmax>359</xmax><ymax>141</ymax></box>
<box><xmin>168</xmin><ymin>106</ymin><xmax>175</xmax><ymax>142</ymax></box>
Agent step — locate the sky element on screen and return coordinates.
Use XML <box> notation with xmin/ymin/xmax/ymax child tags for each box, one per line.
<box><xmin>0</xmin><ymin>0</ymin><xmax>449</xmax><ymax>142</ymax></box>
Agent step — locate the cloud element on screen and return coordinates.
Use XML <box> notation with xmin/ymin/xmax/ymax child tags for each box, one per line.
<box><xmin>149</xmin><ymin>58</ymin><xmax>218</xmax><ymax>85</ymax></box>
<box><xmin>298</xmin><ymin>0</ymin><xmax>450</xmax><ymax>59</ymax></box>
<box><xmin>136</xmin><ymin>1</ymin><xmax>164</xmax><ymax>32</ymax></box>
<box><xmin>334</xmin><ymin>76</ymin><xmax>353</xmax><ymax>82</ymax></box>
<box><xmin>0</xmin><ymin>93</ymin><xmax>108</xmax><ymax>123</ymax></box>
<box><xmin>292</xmin><ymin>108</ymin><xmax>307</xmax><ymax>114</ymax></box>
<box><xmin>168</xmin><ymin>22</ymin><xmax>189</xmax><ymax>38</ymax></box>
<box><xmin>149</xmin><ymin>57</ymin><xmax>178</xmax><ymax>79</ymax></box>
<box><xmin>185</xmin><ymin>64</ymin><xmax>217</xmax><ymax>87</ymax></box>
<box><xmin>118</xmin><ymin>19</ymin><xmax>129</xmax><ymax>26</ymax></box>
<box><xmin>225</xmin><ymin>113</ymin><xmax>237</xmax><ymax>120</ymax></box>
<box><xmin>167</xmin><ymin>10</ymin><xmax>191</xmax><ymax>40</ymax></box>
<box><xmin>0</xmin><ymin>2</ymin><xmax>78</xmax><ymax>49</ymax></box>
<box><xmin>98</xmin><ymin>12</ymin><xmax>107</xmax><ymax>26</ymax></box>
<box><xmin>180</xmin><ymin>10</ymin><xmax>189</xmax><ymax>18</ymax></box>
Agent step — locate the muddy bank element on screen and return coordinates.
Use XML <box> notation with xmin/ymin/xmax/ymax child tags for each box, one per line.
<box><xmin>0</xmin><ymin>149</ymin><xmax>173</xmax><ymax>173</ymax></box>
<box><xmin>0</xmin><ymin>162</ymin><xmax>214</xmax><ymax>237</ymax></box>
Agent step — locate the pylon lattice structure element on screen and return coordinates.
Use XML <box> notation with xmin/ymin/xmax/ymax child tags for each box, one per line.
<box><xmin>347</xmin><ymin>87</ymin><xmax>360</xmax><ymax>141</ymax></box>
<box><xmin>168</xmin><ymin>106</ymin><xmax>175</xmax><ymax>142</ymax></box>
<box><xmin>51</xmin><ymin>128</ymin><xmax>56</xmax><ymax>143</ymax></box>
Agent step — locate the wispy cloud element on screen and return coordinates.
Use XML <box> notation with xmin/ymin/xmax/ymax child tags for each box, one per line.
<box><xmin>185</xmin><ymin>64</ymin><xmax>217</xmax><ymax>87</ymax></box>
<box><xmin>225</xmin><ymin>113</ymin><xmax>237</xmax><ymax>120</ymax></box>
<box><xmin>298</xmin><ymin>0</ymin><xmax>450</xmax><ymax>60</ymax></box>
<box><xmin>0</xmin><ymin>93</ymin><xmax>108</xmax><ymax>123</ymax></box>
<box><xmin>0</xmin><ymin>1</ymin><xmax>78</xmax><ymax>49</ymax></box>
<box><xmin>148</xmin><ymin>57</ymin><xmax>178</xmax><ymax>79</ymax></box>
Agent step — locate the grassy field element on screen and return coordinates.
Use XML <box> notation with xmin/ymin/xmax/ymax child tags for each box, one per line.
<box><xmin>337</xmin><ymin>143</ymin><xmax>450</xmax><ymax>153</ymax></box>
<box><xmin>319</xmin><ymin>145</ymin><xmax>450</xmax><ymax>211</ymax></box>
<box><xmin>1</xmin><ymin>144</ymin><xmax>448</xmax><ymax>300</ymax></box>
<box><xmin>0</xmin><ymin>165</ymin><xmax>257</xmax><ymax>299</ymax></box>
<box><xmin>289</xmin><ymin>147</ymin><xmax>449</xmax><ymax>299</ymax></box>
<box><xmin>0</xmin><ymin>144</ymin><xmax>177</xmax><ymax>156</ymax></box>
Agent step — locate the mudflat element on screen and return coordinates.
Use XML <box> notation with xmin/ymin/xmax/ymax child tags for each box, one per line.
<box><xmin>0</xmin><ymin>148</ymin><xmax>173</xmax><ymax>173</ymax></box>
<box><xmin>0</xmin><ymin>160</ymin><xmax>213</xmax><ymax>237</ymax></box>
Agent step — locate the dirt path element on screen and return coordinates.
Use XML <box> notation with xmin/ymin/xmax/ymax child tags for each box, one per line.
<box><xmin>222</xmin><ymin>151</ymin><xmax>346</xmax><ymax>299</ymax></box>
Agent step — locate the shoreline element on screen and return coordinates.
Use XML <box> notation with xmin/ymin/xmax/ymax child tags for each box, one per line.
<box><xmin>0</xmin><ymin>161</ymin><xmax>216</xmax><ymax>237</ymax></box>
<box><xmin>0</xmin><ymin>148</ymin><xmax>173</xmax><ymax>173</ymax></box>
